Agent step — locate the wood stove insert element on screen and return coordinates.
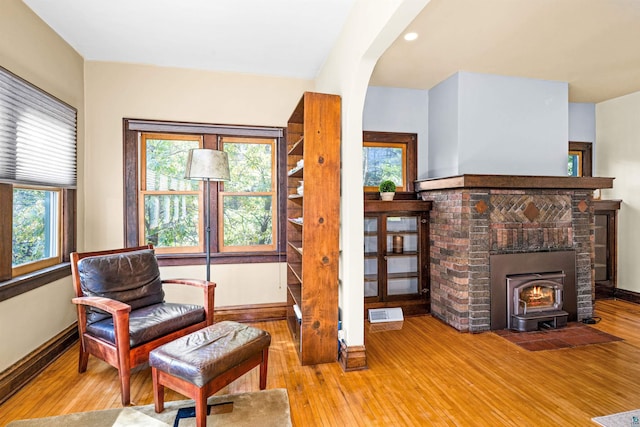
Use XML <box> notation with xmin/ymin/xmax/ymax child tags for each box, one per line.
<box><xmin>490</xmin><ymin>251</ymin><xmax>576</xmax><ymax>331</ymax></box>
<box><xmin>506</xmin><ymin>272</ymin><xmax>568</xmax><ymax>331</ymax></box>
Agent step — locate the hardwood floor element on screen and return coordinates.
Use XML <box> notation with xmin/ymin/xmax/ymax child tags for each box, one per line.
<box><xmin>2</xmin><ymin>299</ymin><xmax>640</xmax><ymax>426</ymax></box>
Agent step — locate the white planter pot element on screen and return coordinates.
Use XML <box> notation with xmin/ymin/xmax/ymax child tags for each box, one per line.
<box><xmin>380</xmin><ymin>192</ymin><xmax>395</xmax><ymax>201</ymax></box>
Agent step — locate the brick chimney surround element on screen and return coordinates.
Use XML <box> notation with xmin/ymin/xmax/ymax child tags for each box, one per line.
<box><xmin>415</xmin><ymin>174</ymin><xmax>615</xmax><ymax>333</ymax></box>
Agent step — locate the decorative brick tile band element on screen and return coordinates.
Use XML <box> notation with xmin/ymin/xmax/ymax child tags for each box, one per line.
<box><xmin>490</xmin><ymin>194</ymin><xmax>571</xmax><ymax>224</ymax></box>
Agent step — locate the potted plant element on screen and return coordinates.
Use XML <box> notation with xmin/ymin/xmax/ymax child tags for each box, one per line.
<box><xmin>379</xmin><ymin>180</ymin><xmax>396</xmax><ymax>201</ymax></box>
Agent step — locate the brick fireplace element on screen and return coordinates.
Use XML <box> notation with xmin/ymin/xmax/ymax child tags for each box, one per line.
<box><xmin>415</xmin><ymin>174</ymin><xmax>614</xmax><ymax>333</ymax></box>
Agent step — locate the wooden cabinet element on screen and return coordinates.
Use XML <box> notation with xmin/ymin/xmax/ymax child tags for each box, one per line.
<box><xmin>364</xmin><ymin>199</ymin><xmax>431</xmax><ymax>316</ymax></box>
<box><xmin>285</xmin><ymin>92</ymin><xmax>340</xmax><ymax>365</ymax></box>
<box><xmin>593</xmin><ymin>199</ymin><xmax>621</xmax><ymax>299</ymax></box>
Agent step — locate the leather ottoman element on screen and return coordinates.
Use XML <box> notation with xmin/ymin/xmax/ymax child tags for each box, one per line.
<box><xmin>149</xmin><ymin>321</ymin><xmax>271</xmax><ymax>427</ymax></box>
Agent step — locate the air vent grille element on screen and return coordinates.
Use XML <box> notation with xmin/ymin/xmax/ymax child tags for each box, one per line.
<box><xmin>368</xmin><ymin>307</ymin><xmax>404</xmax><ymax>323</ymax></box>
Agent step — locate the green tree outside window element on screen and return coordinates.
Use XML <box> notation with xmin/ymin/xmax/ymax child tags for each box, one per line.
<box><xmin>141</xmin><ymin>135</ymin><xmax>201</xmax><ymax>251</ymax></box>
<box><xmin>221</xmin><ymin>138</ymin><xmax>276</xmax><ymax>251</ymax></box>
<box><xmin>12</xmin><ymin>188</ymin><xmax>58</xmax><ymax>267</ymax></box>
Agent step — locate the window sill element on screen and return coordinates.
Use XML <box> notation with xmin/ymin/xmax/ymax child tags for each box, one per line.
<box><xmin>157</xmin><ymin>251</ymin><xmax>286</xmax><ymax>267</ymax></box>
<box><xmin>0</xmin><ymin>263</ymin><xmax>71</xmax><ymax>303</ymax></box>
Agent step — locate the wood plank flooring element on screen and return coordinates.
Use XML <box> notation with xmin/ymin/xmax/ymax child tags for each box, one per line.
<box><xmin>2</xmin><ymin>299</ymin><xmax>640</xmax><ymax>426</ymax></box>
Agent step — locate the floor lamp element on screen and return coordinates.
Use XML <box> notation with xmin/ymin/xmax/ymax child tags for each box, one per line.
<box><xmin>185</xmin><ymin>148</ymin><xmax>230</xmax><ymax>282</ymax></box>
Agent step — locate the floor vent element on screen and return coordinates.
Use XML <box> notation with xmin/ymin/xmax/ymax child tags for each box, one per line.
<box><xmin>368</xmin><ymin>307</ymin><xmax>404</xmax><ymax>323</ymax></box>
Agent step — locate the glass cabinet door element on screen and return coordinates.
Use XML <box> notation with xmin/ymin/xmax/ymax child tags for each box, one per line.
<box><xmin>385</xmin><ymin>216</ymin><xmax>419</xmax><ymax>296</ymax></box>
<box><xmin>363</xmin><ymin>202</ymin><xmax>430</xmax><ymax>315</ymax></box>
<box><xmin>594</xmin><ymin>213</ymin><xmax>608</xmax><ymax>282</ymax></box>
<box><xmin>364</xmin><ymin>217</ymin><xmax>379</xmax><ymax>297</ymax></box>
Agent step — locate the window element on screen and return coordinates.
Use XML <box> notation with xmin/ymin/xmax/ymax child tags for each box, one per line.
<box><xmin>363</xmin><ymin>142</ymin><xmax>406</xmax><ymax>190</ymax></box>
<box><xmin>568</xmin><ymin>141</ymin><xmax>592</xmax><ymax>177</ymax></box>
<box><xmin>123</xmin><ymin>119</ymin><xmax>285</xmax><ymax>265</ymax></box>
<box><xmin>140</xmin><ymin>133</ymin><xmax>203</xmax><ymax>253</ymax></box>
<box><xmin>362</xmin><ymin>131</ymin><xmax>417</xmax><ymax>192</ymax></box>
<box><xmin>220</xmin><ymin>137</ymin><xmax>277</xmax><ymax>252</ymax></box>
<box><xmin>0</xmin><ymin>65</ymin><xmax>76</xmax><ymax>288</ymax></box>
<box><xmin>568</xmin><ymin>150</ymin><xmax>582</xmax><ymax>177</ymax></box>
<box><xmin>12</xmin><ymin>187</ymin><xmax>62</xmax><ymax>276</ymax></box>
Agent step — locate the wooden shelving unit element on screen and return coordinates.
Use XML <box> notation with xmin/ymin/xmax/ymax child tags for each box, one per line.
<box><xmin>285</xmin><ymin>92</ymin><xmax>340</xmax><ymax>365</ymax></box>
<box><xmin>593</xmin><ymin>199</ymin><xmax>621</xmax><ymax>299</ymax></box>
<box><xmin>364</xmin><ymin>198</ymin><xmax>432</xmax><ymax>317</ymax></box>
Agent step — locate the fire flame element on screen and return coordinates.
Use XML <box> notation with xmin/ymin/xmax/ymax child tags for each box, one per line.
<box><xmin>525</xmin><ymin>285</ymin><xmax>553</xmax><ymax>307</ymax></box>
<box><xmin>531</xmin><ymin>286</ymin><xmax>544</xmax><ymax>299</ymax></box>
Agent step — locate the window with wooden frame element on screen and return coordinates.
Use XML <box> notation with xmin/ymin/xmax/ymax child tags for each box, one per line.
<box><xmin>219</xmin><ymin>136</ymin><xmax>277</xmax><ymax>252</ymax></box>
<box><xmin>139</xmin><ymin>133</ymin><xmax>203</xmax><ymax>254</ymax></box>
<box><xmin>363</xmin><ymin>131</ymin><xmax>417</xmax><ymax>192</ymax></box>
<box><xmin>12</xmin><ymin>186</ymin><xmax>63</xmax><ymax>276</ymax></box>
<box><xmin>568</xmin><ymin>150</ymin><xmax>582</xmax><ymax>177</ymax></box>
<box><xmin>568</xmin><ymin>141</ymin><xmax>592</xmax><ymax>177</ymax></box>
<box><xmin>123</xmin><ymin>119</ymin><xmax>285</xmax><ymax>266</ymax></box>
<box><xmin>0</xmin><ymin>65</ymin><xmax>76</xmax><ymax>298</ymax></box>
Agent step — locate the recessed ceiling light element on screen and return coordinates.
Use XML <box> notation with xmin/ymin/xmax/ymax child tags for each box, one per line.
<box><xmin>403</xmin><ymin>32</ymin><xmax>418</xmax><ymax>41</ymax></box>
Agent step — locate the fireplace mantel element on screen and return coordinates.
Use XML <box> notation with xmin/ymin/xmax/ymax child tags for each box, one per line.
<box><xmin>415</xmin><ymin>174</ymin><xmax>614</xmax><ymax>192</ymax></box>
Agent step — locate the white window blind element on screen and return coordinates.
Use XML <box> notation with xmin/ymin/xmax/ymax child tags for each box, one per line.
<box><xmin>0</xmin><ymin>66</ymin><xmax>77</xmax><ymax>188</ymax></box>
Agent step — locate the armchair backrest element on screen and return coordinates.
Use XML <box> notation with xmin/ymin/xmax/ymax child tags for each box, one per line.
<box><xmin>73</xmin><ymin>246</ymin><xmax>165</xmax><ymax>324</ymax></box>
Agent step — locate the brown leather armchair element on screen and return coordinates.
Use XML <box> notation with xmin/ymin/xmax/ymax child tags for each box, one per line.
<box><xmin>70</xmin><ymin>245</ymin><xmax>215</xmax><ymax>405</ymax></box>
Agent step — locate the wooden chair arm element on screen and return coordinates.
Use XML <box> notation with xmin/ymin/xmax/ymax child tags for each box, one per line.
<box><xmin>72</xmin><ymin>296</ymin><xmax>131</xmax><ymax>315</ymax></box>
<box><xmin>162</xmin><ymin>279</ymin><xmax>216</xmax><ymax>290</ymax></box>
<box><xmin>73</xmin><ymin>296</ymin><xmax>132</xmax><ymax>357</ymax></box>
<box><xmin>161</xmin><ymin>279</ymin><xmax>216</xmax><ymax>325</ymax></box>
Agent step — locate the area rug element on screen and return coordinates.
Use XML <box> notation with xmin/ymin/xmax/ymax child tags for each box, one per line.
<box><xmin>7</xmin><ymin>388</ymin><xmax>291</xmax><ymax>427</ymax></box>
<box><xmin>592</xmin><ymin>409</ymin><xmax>640</xmax><ymax>426</ymax></box>
<box><xmin>494</xmin><ymin>322</ymin><xmax>622</xmax><ymax>351</ymax></box>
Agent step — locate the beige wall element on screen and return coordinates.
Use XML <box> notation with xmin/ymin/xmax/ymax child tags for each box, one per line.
<box><xmin>161</xmin><ymin>263</ymin><xmax>288</xmax><ymax>307</ymax></box>
<box><xmin>84</xmin><ymin>61</ymin><xmax>311</xmax><ymax>307</ymax></box>
<box><xmin>0</xmin><ymin>0</ymin><xmax>84</xmax><ymax>371</ymax></box>
<box><xmin>596</xmin><ymin>91</ymin><xmax>640</xmax><ymax>293</ymax></box>
<box><xmin>0</xmin><ymin>1</ymin><xmax>84</xmax><ymax>108</ymax></box>
<box><xmin>0</xmin><ymin>279</ymin><xmax>77</xmax><ymax>371</ymax></box>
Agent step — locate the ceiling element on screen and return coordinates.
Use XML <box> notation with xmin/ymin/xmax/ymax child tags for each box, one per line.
<box><xmin>23</xmin><ymin>0</ymin><xmax>640</xmax><ymax>103</ymax></box>
<box><xmin>371</xmin><ymin>0</ymin><xmax>640</xmax><ymax>103</ymax></box>
<box><xmin>22</xmin><ymin>0</ymin><xmax>355</xmax><ymax>79</ymax></box>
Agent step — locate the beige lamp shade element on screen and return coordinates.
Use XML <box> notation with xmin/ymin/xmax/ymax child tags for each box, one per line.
<box><xmin>185</xmin><ymin>148</ymin><xmax>230</xmax><ymax>181</ymax></box>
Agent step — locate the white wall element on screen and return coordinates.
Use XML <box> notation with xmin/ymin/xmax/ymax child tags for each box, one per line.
<box><xmin>368</xmin><ymin>86</ymin><xmax>596</xmax><ymax>180</ymax></box>
<box><xmin>427</xmin><ymin>72</ymin><xmax>569</xmax><ymax>177</ymax></box>
<box><xmin>369</xmin><ymin>85</ymin><xmax>597</xmax><ymax>180</ymax></box>
<box><xmin>428</xmin><ymin>73</ymin><xmax>460</xmax><ymax>178</ymax></box>
<box><xmin>569</xmin><ymin>102</ymin><xmax>596</xmax><ymax>143</ymax></box>
<box><xmin>457</xmin><ymin>72</ymin><xmax>568</xmax><ymax>176</ymax></box>
<box><xmin>363</xmin><ymin>86</ymin><xmax>429</xmax><ymax>178</ymax></box>
<box><xmin>596</xmin><ymin>91</ymin><xmax>640</xmax><ymax>293</ymax></box>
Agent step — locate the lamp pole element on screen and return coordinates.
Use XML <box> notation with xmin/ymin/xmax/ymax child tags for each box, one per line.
<box><xmin>204</xmin><ymin>178</ymin><xmax>211</xmax><ymax>282</ymax></box>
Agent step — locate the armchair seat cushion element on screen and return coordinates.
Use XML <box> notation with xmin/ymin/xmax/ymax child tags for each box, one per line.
<box><xmin>86</xmin><ymin>302</ymin><xmax>206</xmax><ymax>348</ymax></box>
